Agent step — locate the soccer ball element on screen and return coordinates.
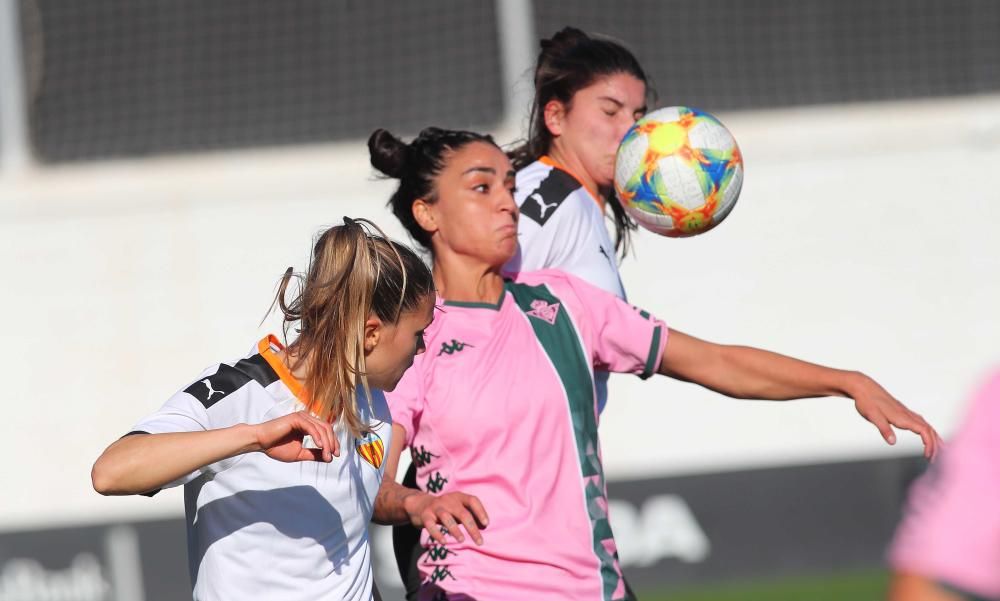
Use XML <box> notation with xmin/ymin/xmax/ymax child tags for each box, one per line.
<box><xmin>614</xmin><ymin>106</ymin><xmax>743</xmax><ymax>237</ymax></box>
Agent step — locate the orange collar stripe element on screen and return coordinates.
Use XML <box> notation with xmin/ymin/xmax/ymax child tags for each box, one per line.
<box><xmin>538</xmin><ymin>155</ymin><xmax>602</xmax><ymax>201</ymax></box>
<box><xmin>258</xmin><ymin>335</ymin><xmax>308</xmax><ymax>403</ymax></box>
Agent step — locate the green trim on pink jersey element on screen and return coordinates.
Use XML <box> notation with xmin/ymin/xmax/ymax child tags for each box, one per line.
<box><xmin>507</xmin><ymin>280</ymin><xmax>628</xmax><ymax>601</ymax></box>
<box><xmin>442</xmin><ymin>289</ymin><xmax>505</xmax><ymax>310</ymax></box>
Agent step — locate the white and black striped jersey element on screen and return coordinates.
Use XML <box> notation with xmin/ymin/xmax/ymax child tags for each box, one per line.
<box><xmin>505</xmin><ymin>156</ymin><xmax>625</xmax><ymax>299</ymax></box>
<box><xmin>130</xmin><ymin>335</ymin><xmax>391</xmax><ymax>601</ymax></box>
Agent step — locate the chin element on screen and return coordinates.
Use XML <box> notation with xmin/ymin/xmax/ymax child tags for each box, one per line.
<box><xmin>377</xmin><ymin>372</ymin><xmax>406</xmax><ymax>392</ymax></box>
<box><xmin>598</xmin><ymin>163</ymin><xmax>615</xmax><ymax>186</ymax></box>
<box><xmin>496</xmin><ymin>241</ymin><xmax>518</xmax><ymax>264</ymax></box>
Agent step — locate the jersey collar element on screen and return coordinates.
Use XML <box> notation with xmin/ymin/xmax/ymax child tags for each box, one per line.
<box><xmin>258</xmin><ymin>335</ymin><xmax>308</xmax><ymax>402</ymax></box>
<box><xmin>538</xmin><ymin>155</ymin><xmax>602</xmax><ymax>205</ymax></box>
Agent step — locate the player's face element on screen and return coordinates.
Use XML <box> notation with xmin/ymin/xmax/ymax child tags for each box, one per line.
<box><xmin>365</xmin><ymin>294</ymin><xmax>435</xmax><ymax>391</ymax></box>
<box><xmin>552</xmin><ymin>72</ymin><xmax>647</xmax><ymax>191</ymax></box>
<box><xmin>424</xmin><ymin>141</ymin><xmax>519</xmax><ymax>267</ymax></box>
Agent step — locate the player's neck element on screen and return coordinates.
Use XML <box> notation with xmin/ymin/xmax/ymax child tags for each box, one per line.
<box><xmin>432</xmin><ymin>255</ymin><xmax>505</xmax><ymax>305</ymax></box>
<box><xmin>276</xmin><ymin>348</ymin><xmax>309</xmax><ymax>382</ymax></box>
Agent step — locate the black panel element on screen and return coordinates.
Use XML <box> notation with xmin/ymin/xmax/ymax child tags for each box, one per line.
<box><xmin>519</xmin><ymin>167</ymin><xmax>581</xmax><ymax>226</ymax></box>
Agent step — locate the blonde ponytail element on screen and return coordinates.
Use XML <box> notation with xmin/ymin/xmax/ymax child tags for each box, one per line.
<box><xmin>273</xmin><ymin>218</ymin><xmax>433</xmax><ymax>438</ymax></box>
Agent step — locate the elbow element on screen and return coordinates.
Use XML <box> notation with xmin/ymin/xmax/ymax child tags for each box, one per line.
<box><xmin>91</xmin><ymin>458</ymin><xmax>128</xmax><ymax>496</ymax></box>
<box><xmin>91</xmin><ymin>461</ymin><xmax>115</xmax><ymax>495</ymax></box>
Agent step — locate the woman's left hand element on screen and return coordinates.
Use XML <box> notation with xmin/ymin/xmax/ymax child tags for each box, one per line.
<box><xmin>850</xmin><ymin>374</ymin><xmax>943</xmax><ymax>460</ymax></box>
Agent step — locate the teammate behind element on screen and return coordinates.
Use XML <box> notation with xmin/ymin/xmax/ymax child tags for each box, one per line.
<box><xmin>507</xmin><ymin>26</ymin><xmax>648</xmax><ymax>299</ymax></box>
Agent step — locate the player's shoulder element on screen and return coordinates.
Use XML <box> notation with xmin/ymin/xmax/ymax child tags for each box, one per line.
<box><xmin>179</xmin><ymin>344</ymin><xmax>284</xmax><ymax>411</ymax></box>
<box><xmin>516</xmin><ymin>160</ymin><xmax>590</xmax><ymax>227</ymax></box>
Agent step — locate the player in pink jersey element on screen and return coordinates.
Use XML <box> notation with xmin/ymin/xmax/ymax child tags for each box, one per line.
<box><xmin>887</xmin><ymin>369</ymin><xmax>1000</xmax><ymax>601</ymax></box>
<box><xmin>367</xmin><ymin>126</ymin><xmax>941</xmax><ymax>601</ymax></box>
<box><xmin>395</xmin><ymin>31</ymin><xmax>651</xmax><ymax>599</ymax></box>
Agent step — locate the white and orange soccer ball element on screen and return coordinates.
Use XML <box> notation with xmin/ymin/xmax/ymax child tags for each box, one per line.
<box><xmin>614</xmin><ymin>106</ymin><xmax>743</xmax><ymax>237</ymax></box>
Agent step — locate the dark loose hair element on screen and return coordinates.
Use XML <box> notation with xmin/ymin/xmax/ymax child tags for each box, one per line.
<box><xmin>509</xmin><ymin>27</ymin><xmax>651</xmax><ymax>255</ymax></box>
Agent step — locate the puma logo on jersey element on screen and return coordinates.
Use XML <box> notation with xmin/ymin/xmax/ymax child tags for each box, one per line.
<box><xmin>531</xmin><ymin>192</ymin><xmax>560</xmax><ymax>218</ymax></box>
<box><xmin>438</xmin><ymin>339</ymin><xmax>473</xmax><ymax>356</ymax></box>
<box><xmin>201</xmin><ymin>379</ymin><xmax>225</xmax><ymax>400</ymax></box>
<box><xmin>520</xmin><ymin>170</ymin><xmax>577</xmax><ymax>225</ymax></box>
<box><xmin>527</xmin><ymin>299</ymin><xmax>561</xmax><ymax>325</ymax></box>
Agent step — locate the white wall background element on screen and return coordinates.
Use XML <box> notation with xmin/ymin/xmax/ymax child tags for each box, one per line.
<box><xmin>2</xmin><ymin>95</ymin><xmax>998</xmax><ymax>532</ymax></box>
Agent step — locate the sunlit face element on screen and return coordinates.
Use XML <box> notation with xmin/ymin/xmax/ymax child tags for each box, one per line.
<box><xmin>548</xmin><ymin>72</ymin><xmax>647</xmax><ymax>191</ymax></box>
<box><xmin>418</xmin><ymin>141</ymin><xmax>519</xmax><ymax>268</ymax></box>
<box><xmin>364</xmin><ymin>294</ymin><xmax>435</xmax><ymax>391</ymax></box>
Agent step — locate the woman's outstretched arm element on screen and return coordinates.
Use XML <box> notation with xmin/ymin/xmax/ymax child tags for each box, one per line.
<box><xmin>658</xmin><ymin>329</ymin><xmax>942</xmax><ymax>459</ymax></box>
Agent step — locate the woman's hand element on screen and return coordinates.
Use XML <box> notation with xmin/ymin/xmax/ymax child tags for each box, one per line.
<box><xmin>253</xmin><ymin>411</ymin><xmax>340</xmax><ymax>463</ymax></box>
<box><xmin>404</xmin><ymin>491</ymin><xmax>489</xmax><ymax>546</ymax></box>
<box><xmin>849</xmin><ymin>374</ymin><xmax>943</xmax><ymax>460</ymax></box>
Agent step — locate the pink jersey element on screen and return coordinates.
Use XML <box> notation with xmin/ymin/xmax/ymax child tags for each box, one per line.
<box><xmin>888</xmin><ymin>369</ymin><xmax>1000</xmax><ymax>600</ymax></box>
<box><xmin>386</xmin><ymin>269</ymin><xmax>667</xmax><ymax>601</ymax></box>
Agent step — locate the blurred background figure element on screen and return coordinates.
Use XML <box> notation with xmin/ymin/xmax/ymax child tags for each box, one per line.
<box><xmin>887</xmin><ymin>369</ymin><xmax>1000</xmax><ymax>601</ymax></box>
<box><xmin>1</xmin><ymin>1</ymin><xmax>998</xmax><ymax>600</ymax></box>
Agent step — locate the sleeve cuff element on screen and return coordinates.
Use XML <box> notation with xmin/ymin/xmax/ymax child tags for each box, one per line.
<box><xmin>641</xmin><ymin>325</ymin><xmax>664</xmax><ymax>379</ymax></box>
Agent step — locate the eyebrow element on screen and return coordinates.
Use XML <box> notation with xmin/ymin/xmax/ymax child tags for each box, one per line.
<box><xmin>599</xmin><ymin>96</ymin><xmax>647</xmax><ymax>113</ymax></box>
<box><xmin>462</xmin><ymin>166</ymin><xmax>496</xmax><ymax>176</ymax></box>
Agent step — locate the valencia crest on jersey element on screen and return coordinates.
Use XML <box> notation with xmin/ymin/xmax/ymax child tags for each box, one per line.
<box><xmin>356</xmin><ymin>431</ymin><xmax>385</xmax><ymax>469</ymax></box>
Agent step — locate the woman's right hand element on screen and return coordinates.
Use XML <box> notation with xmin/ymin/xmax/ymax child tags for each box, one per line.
<box><xmin>253</xmin><ymin>411</ymin><xmax>340</xmax><ymax>463</ymax></box>
<box><xmin>404</xmin><ymin>490</ymin><xmax>489</xmax><ymax>546</ymax></box>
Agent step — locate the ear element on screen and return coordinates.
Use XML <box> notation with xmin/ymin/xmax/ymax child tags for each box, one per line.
<box><xmin>412</xmin><ymin>199</ymin><xmax>438</xmax><ymax>236</ymax></box>
<box><xmin>543</xmin><ymin>99</ymin><xmax>566</xmax><ymax>138</ymax></box>
<box><xmin>363</xmin><ymin>316</ymin><xmax>383</xmax><ymax>354</ymax></box>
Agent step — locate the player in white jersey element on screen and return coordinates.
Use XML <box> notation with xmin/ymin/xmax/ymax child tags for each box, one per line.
<box><xmin>92</xmin><ymin>219</ymin><xmax>486</xmax><ymax>601</ymax></box>
<box><xmin>506</xmin><ymin>27</ymin><xmax>649</xmax><ymax>416</ymax></box>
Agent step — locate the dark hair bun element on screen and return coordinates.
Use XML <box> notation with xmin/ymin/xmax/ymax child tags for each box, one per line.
<box><xmin>540</xmin><ymin>27</ymin><xmax>589</xmax><ymax>54</ymax></box>
<box><xmin>368</xmin><ymin>128</ymin><xmax>408</xmax><ymax>179</ymax></box>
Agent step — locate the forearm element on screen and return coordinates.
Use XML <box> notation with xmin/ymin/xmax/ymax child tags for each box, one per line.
<box><xmin>711</xmin><ymin>345</ymin><xmax>860</xmax><ymax>400</ymax></box>
<box><xmin>372</xmin><ymin>478</ymin><xmax>426</xmax><ymax>526</ymax></box>
<box><xmin>92</xmin><ymin>425</ymin><xmax>259</xmax><ymax>495</ymax></box>
<box><xmin>659</xmin><ymin>331</ymin><xmax>864</xmax><ymax>401</ymax></box>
